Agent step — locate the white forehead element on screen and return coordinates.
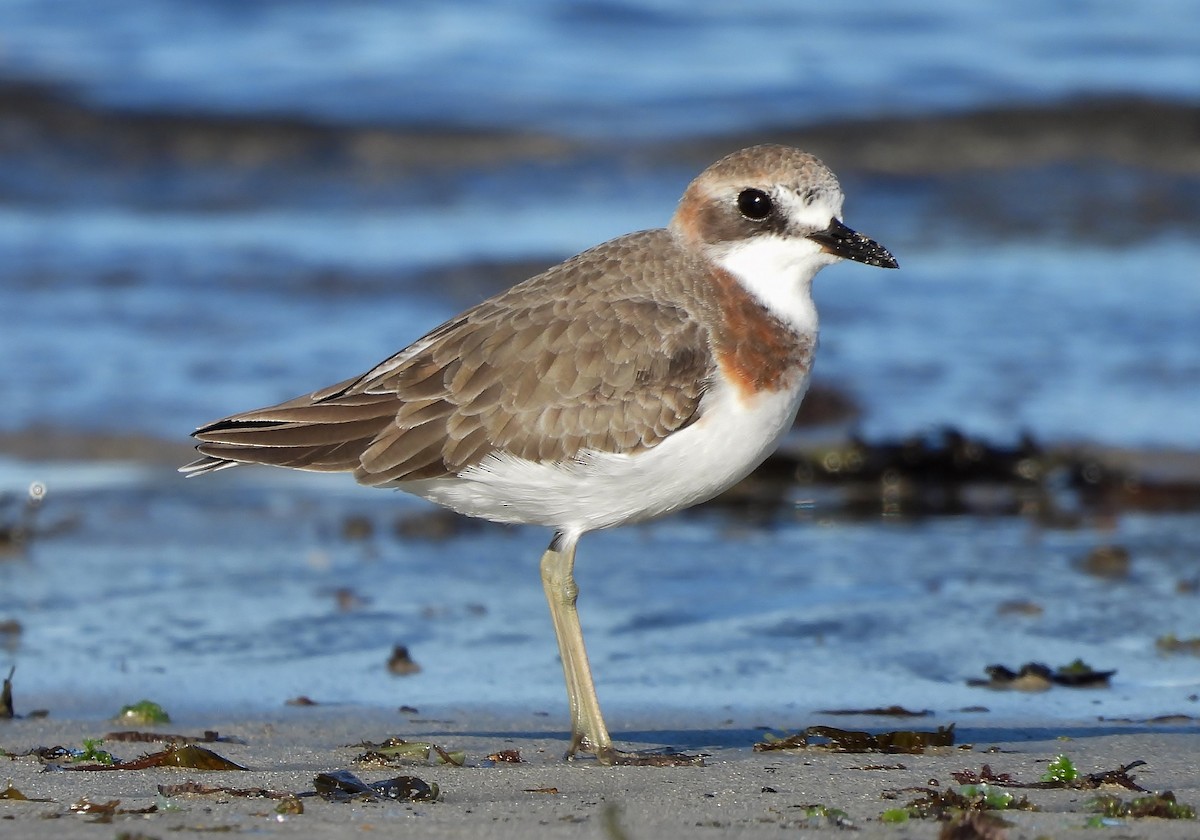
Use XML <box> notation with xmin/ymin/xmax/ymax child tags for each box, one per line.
<box><xmin>773</xmin><ymin>181</ymin><xmax>845</xmax><ymax>227</ymax></box>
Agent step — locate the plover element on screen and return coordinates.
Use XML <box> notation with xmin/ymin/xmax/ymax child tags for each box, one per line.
<box><xmin>183</xmin><ymin>144</ymin><xmax>897</xmax><ymax>764</ymax></box>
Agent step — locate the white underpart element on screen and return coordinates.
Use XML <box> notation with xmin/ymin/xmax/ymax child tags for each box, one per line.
<box><xmin>403</xmin><ymin>377</ymin><xmax>808</xmax><ymax>535</ymax></box>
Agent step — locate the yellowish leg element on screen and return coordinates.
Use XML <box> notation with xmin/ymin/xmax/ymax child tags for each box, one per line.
<box><xmin>539</xmin><ymin>531</ymin><xmax>615</xmax><ymax>762</ymax></box>
<box><xmin>539</xmin><ymin>531</ymin><xmax>703</xmax><ymax>767</ymax></box>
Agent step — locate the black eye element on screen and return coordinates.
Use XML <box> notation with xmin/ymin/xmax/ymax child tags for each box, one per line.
<box><xmin>737</xmin><ymin>188</ymin><xmax>773</xmax><ymax>220</ymax></box>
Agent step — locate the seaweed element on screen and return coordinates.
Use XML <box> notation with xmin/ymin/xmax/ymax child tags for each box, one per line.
<box><xmin>68</xmin><ymin>797</ymin><xmax>122</xmax><ymax>823</ymax></box>
<box><xmin>0</xmin><ymin>618</ymin><xmax>20</xmax><ymax>647</ymax></box>
<box><xmin>1077</xmin><ymin>545</ymin><xmax>1130</xmax><ymax>579</ymax></box>
<box><xmin>61</xmin><ymin>743</ymin><xmax>248</xmax><ymax>771</ymax></box>
<box><xmin>880</xmin><ymin>808</ymin><xmax>910</xmax><ymax>823</ymax></box>
<box><xmin>948</xmin><ymin>758</ymin><xmax>1147</xmax><ymax>792</ymax></box>
<box><xmin>104</xmin><ymin>729</ymin><xmax>241</xmax><ymax>744</ymax></box>
<box><xmin>885</xmin><ymin>783</ymin><xmax>1035</xmax><ymax>821</ymax></box>
<box><xmin>0</xmin><ymin>666</ymin><xmax>12</xmax><ymax>718</ymax></box>
<box><xmin>1099</xmin><ymin>713</ymin><xmax>1197</xmax><ymax>724</ymax></box>
<box><xmin>1054</xmin><ymin>658</ymin><xmax>1114</xmax><ymax>686</ymax></box>
<box><xmin>276</xmin><ymin>794</ymin><xmax>305</xmax><ymax>814</ymax></box>
<box><xmin>967</xmin><ymin>660</ymin><xmax>1114</xmax><ymax>690</ymax></box>
<box><xmin>313</xmin><ymin>769</ymin><xmax>439</xmax><ymax>802</ymax></box>
<box><xmin>128</xmin><ymin>744</ymin><xmax>247</xmax><ymax>771</ymax></box>
<box><xmin>603</xmin><ymin>748</ymin><xmax>704</xmax><ymax>766</ymax></box>
<box><xmin>66</xmin><ymin>797</ymin><xmax>158</xmax><ymax>823</ymax></box>
<box><xmin>727</xmin><ymin>427</ymin><xmax>1200</xmax><ymax>519</ymax></box>
<box><xmin>816</xmin><ymin>705</ymin><xmax>931</xmax><ymax>717</ymax></box>
<box><xmin>1</xmin><ymin>782</ymin><xmax>29</xmax><ymax>800</ymax></box>
<box><xmin>73</xmin><ymin>738</ymin><xmax>116</xmax><ymax>765</ymax></box>
<box><xmin>951</xmin><ymin>765</ymin><xmax>1016</xmax><ymax>785</ymax></box>
<box><xmin>386</xmin><ymin>644</ymin><xmax>422</xmax><ymax>676</ymax></box>
<box><xmin>354</xmin><ymin>736</ymin><xmax>465</xmax><ymax>767</ymax></box>
<box><xmin>1055</xmin><ymin>759</ymin><xmax>1147</xmax><ymax>792</ymax></box>
<box><xmin>755</xmin><ymin>723</ymin><xmax>955</xmax><ymax>753</ymax></box>
<box><xmin>158</xmin><ymin>780</ymin><xmax>298</xmax><ymax>801</ymax></box>
<box><xmin>797</xmin><ymin>803</ymin><xmax>855</xmax><ymax>829</ymax></box>
<box><xmin>1156</xmin><ymin>634</ymin><xmax>1200</xmax><ymax>656</ymax></box>
<box><xmin>882</xmin><ymin>756</ymin><xmax>1168</xmax><ymax>831</ymax></box>
<box><xmin>1040</xmin><ymin>753</ymin><xmax>1077</xmax><ymax>783</ymax></box>
<box><xmin>1090</xmin><ymin>790</ymin><xmax>1196</xmax><ymax>820</ymax></box>
<box><xmin>114</xmin><ymin>699</ymin><xmax>170</xmax><ymax>725</ymax></box>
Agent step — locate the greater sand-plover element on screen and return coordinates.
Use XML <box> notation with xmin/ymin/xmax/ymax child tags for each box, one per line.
<box><xmin>183</xmin><ymin>145</ymin><xmax>898</xmax><ymax>764</ymax></box>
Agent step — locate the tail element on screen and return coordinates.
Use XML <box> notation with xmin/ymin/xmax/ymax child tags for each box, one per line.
<box><xmin>179</xmin><ymin>454</ymin><xmax>240</xmax><ymax>477</ymax></box>
<box><xmin>179</xmin><ymin>374</ymin><xmax>396</xmax><ymax>479</ymax></box>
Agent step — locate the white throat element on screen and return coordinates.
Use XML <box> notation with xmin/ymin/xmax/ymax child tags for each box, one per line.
<box><xmin>710</xmin><ymin>233</ymin><xmax>829</xmax><ymax>337</ymax></box>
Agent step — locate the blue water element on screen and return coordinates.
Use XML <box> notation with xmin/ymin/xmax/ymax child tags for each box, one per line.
<box><xmin>1</xmin><ymin>0</ymin><xmax>1198</xmax><ymax>447</ymax></box>
<box><xmin>3</xmin><ymin>0</ymin><xmax>1198</xmax><ymax>137</ymax></box>
<box><xmin>1</xmin><ymin>1</ymin><xmax>1199</xmax><ymax>722</ymax></box>
<box><xmin>4</xmin><ymin>202</ymin><xmax>1198</xmax><ymax>446</ymax></box>
<box><xmin>3</xmin><ymin>466</ymin><xmax>1200</xmax><ymax>722</ymax></box>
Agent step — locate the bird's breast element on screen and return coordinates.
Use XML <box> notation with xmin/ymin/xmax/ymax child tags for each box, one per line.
<box><xmin>701</xmin><ymin>266</ymin><xmax>816</xmax><ymax>403</ymax></box>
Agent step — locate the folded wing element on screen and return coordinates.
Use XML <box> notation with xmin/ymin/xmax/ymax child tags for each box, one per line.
<box><xmin>184</xmin><ymin>240</ymin><xmax>714</xmax><ymax>487</ymax></box>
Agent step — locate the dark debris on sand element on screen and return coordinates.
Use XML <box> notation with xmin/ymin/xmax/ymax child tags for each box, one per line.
<box><xmin>715</xmin><ymin>426</ymin><xmax>1200</xmax><ymax>523</ymax></box>
<box><xmin>967</xmin><ymin>661</ymin><xmax>1116</xmax><ymax>692</ymax></box>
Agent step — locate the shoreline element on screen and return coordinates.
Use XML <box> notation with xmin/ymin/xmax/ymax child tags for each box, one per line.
<box><xmin>4</xmin><ymin>424</ymin><xmax>1200</xmax><ymax>519</ymax></box>
<box><xmin>2</xmin><ymin>706</ymin><xmax>1198</xmax><ymax>838</ymax></box>
<box><xmin>4</xmin><ymin>79</ymin><xmax>1200</xmax><ymax>175</ymax></box>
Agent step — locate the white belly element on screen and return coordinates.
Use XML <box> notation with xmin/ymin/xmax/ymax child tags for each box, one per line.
<box><xmin>402</xmin><ymin>376</ymin><xmax>810</xmax><ymax>536</ymax></box>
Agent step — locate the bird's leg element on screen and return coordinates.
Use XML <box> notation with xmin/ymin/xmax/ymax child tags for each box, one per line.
<box><xmin>539</xmin><ymin>532</ymin><xmax>703</xmax><ymax>767</ymax></box>
<box><xmin>540</xmin><ymin>531</ymin><xmax>615</xmax><ymax>762</ymax></box>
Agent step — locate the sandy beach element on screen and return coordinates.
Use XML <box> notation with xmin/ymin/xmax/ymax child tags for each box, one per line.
<box><xmin>2</xmin><ymin>705</ymin><xmax>1198</xmax><ymax>839</ymax></box>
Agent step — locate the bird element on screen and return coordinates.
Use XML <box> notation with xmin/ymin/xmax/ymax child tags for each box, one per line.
<box><xmin>182</xmin><ymin>144</ymin><xmax>898</xmax><ymax>765</ymax></box>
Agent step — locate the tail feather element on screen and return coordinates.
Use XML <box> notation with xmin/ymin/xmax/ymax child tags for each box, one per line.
<box><xmin>181</xmin><ymin>387</ymin><xmax>400</xmax><ymax>479</ymax></box>
<box><xmin>179</xmin><ymin>455</ymin><xmax>240</xmax><ymax>477</ymax></box>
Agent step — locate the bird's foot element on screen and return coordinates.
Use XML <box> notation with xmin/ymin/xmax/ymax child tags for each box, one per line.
<box><xmin>569</xmin><ymin>734</ymin><xmax>704</xmax><ymax>767</ymax></box>
<box><xmin>596</xmin><ymin>746</ymin><xmax>705</xmax><ymax>767</ymax></box>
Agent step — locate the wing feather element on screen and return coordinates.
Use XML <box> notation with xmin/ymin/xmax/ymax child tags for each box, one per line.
<box><xmin>186</xmin><ymin>230</ymin><xmax>715</xmax><ymax>485</ymax></box>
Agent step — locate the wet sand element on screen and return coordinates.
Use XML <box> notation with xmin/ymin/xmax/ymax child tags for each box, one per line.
<box><xmin>1</xmin><ymin>707</ymin><xmax>1198</xmax><ymax>838</ymax></box>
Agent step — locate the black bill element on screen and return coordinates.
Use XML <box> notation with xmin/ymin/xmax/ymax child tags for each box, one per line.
<box><xmin>807</xmin><ymin>218</ymin><xmax>898</xmax><ymax>269</ymax></box>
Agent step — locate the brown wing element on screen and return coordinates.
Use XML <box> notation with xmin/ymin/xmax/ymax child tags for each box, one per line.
<box><xmin>184</xmin><ymin>231</ymin><xmax>715</xmax><ymax>486</ymax></box>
